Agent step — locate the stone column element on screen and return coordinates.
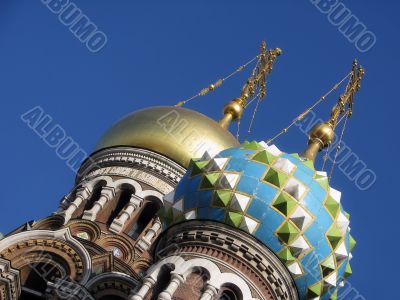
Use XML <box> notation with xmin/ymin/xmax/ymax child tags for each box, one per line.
<box><xmin>136</xmin><ymin>218</ymin><xmax>162</xmax><ymax>251</ymax></box>
<box><xmin>199</xmin><ymin>284</ymin><xmax>218</xmax><ymax>300</ymax></box>
<box><xmin>109</xmin><ymin>194</ymin><xmax>143</xmax><ymax>233</ymax></box>
<box><xmin>129</xmin><ymin>277</ymin><xmax>156</xmax><ymax>300</ymax></box>
<box><xmin>82</xmin><ymin>187</ymin><xmax>115</xmax><ymax>221</ymax></box>
<box><xmin>62</xmin><ymin>187</ymin><xmax>91</xmax><ymax>224</ymax></box>
<box><xmin>157</xmin><ymin>273</ymin><xmax>185</xmax><ymax>300</ymax></box>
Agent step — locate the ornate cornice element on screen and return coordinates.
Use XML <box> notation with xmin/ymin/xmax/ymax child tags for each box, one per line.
<box><xmin>77</xmin><ymin>147</ymin><xmax>186</xmax><ymax>185</ymax></box>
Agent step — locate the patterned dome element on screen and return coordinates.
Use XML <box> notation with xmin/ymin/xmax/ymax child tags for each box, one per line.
<box><xmin>161</xmin><ymin>141</ymin><xmax>355</xmax><ymax>300</ymax></box>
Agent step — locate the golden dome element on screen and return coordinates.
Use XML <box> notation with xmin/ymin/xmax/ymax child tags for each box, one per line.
<box><xmin>95</xmin><ymin>106</ymin><xmax>240</xmax><ymax>168</ymax></box>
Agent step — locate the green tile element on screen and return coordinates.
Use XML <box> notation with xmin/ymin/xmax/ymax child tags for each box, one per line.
<box><xmin>242</xmin><ymin>140</ymin><xmax>264</xmax><ymax>150</ymax></box>
<box><xmin>276</xmin><ymin>221</ymin><xmax>300</xmax><ymax>244</ymax></box>
<box><xmin>272</xmin><ymin>192</ymin><xmax>298</xmax><ymax>216</ymax></box>
<box><xmin>324</xmin><ymin>196</ymin><xmax>340</xmax><ymax>219</ymax></box>
<box><xmin>343</xmin><ymin>263</ymin><xmax>352</xmax><ymax>278</ymax></box>
<box><xmin>320</xmin><ymin>255</ymin><xmax>336</xmax><ymax>277</ymax></box>
<box><xmin>252</xmin><ymin>150</ymin><xmax>276</xmax><ymax>165</ymax></box>
<box><xmin>213</xmin><ymin>190</ymin><xmax>232</xmax><ymax>207</ymax></box>
<box><xmin>330</xmin><ymin>289</ymin><xmax>338</xmax><ymax>300</ymax></box>
<box><xmin>315</xmin><ymin>174</ymin><xmax>329</xmax><ymax>190</ymax></box>
<box><xmin>264</xmin><ymin>168</ymin><xmax>288</xmax><ymax>188</ymax></box>
<box><xmin>307</xmin><ymin>282</ymin><xmax>322</xmax><ymax>298</ymax></box>
<box><xmin>326</xmin><ymin>224</ymin><xmax>343</xmax><ymax>249</ymax></box>
<box><xmin>190</xmin><ymin>160</ymin><xmax>209</xmax><ymax>177</ymax></box>
<box><xmin>226</xmin><ymin>211</ymin><xmax>243</xmax><ymax>227</ymax></box>
<box><xmin>199</xmin><ymin>173</ymin><xmax>220</xmax><ymax>189</ymax></box>
<box><xmin>349</xmin><ymin>235</ymin><xmax>356</xmax><ymax>252</ymax></box>
<box><xmin>277</xmin><ymin>248</ymin><xmax>295</xmax><ymax>264</ymax></box>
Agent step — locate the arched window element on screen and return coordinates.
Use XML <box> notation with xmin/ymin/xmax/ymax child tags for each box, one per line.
<box><xmin>106</xmin><ymin>186</ymin><xmax>134</xmax><ymax>226</ymax></box>
<box><xmin>83</xmin><ymin>180</ymin><xmax>107</xmax><ymax>211</ymax></box>
<box><xmin>19</xmin><ymin>262</ymin><xmax>63</xmax><ymax>299</ymax></box>
<box><xmin>149</xmin><ymin>264</ymin><xmax>173</xmax><ymax>300</ymax></box>
<box><xmin>128</xmin><ymin>198</ymin><xmax>161</xmax><ymax>239</ymax></box>
<box><xmin>219</xmin><ymin>290</ymin><xmax>238</xmax><ymax>300</ymax></box>
<box><xmin>217</xmin><ymin>285</ymin><xmax>242</xmax><ymax>300</ymax></box>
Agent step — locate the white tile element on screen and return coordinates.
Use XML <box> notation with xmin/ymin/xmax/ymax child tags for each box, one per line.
<box><xmin>290</xmin><ymin>206</ymin><xmax>313</xmax><ymax>230</ymax></box>
<box><xmin>240</xmin><ymin>216</ymin><xmax>258</xmax><ymax>234</ymax></box>
<box><xmin>284</xmin><ymin>178</ymin><xmax>307</xmax><ymax>201</ymax></box>
<box><xmin>185</xmin><ymin>210</ymin><xmax>197</xmax><ymax>220</ymax></box>
<box><xmin>289</xmin><ymin>235</ymin><xmax>311</xmax><ymax>257</ymax></box>
<box><xmin>287</xmin><ymin>262</ymin><xmax>303</xmax><ymax>276</ymax></box>
<box><xmin>329</xmin><ymin>187</ymin><xmax>342</xmax><ymax>203</ymax></box>
<box><xmin>230</xmin><ymin>193</ymin><xmax>251</xmax><ymax>212</ymax></box>
<box><xmin>273</xmin><ymin>157</ymin><xmax>296</xmax><ymax>173</ymax></box>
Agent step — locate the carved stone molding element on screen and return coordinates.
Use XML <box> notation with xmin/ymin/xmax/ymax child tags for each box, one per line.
<box><xmin>0</xmin><ymin>258</ymin><xmax>20</xmax><ymax>300</ymax></box>
<box><xmin>77</xmin><ymin>147</ymin><xmax>186</xmax><ymax>187</ymax></box>
<box><xmin>154</xmin><ymin>220</ymin><xmax>299</xmax><ymax>300</ymax></box>
<box><xmin>0</xmin><ymin>228</ymin><xmax>92</xmax><ymax>285</ymax></box>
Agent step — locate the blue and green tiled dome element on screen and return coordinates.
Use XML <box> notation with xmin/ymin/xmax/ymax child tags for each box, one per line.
<box><xmin>161</xmin><ymin>141</ymin><xmax>355</xmax><ymax>300</ymax></box>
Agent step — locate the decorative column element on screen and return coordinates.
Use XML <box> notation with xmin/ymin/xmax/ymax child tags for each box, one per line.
<box><xmin>157</xmin><ymin>273</ymin><xmax>185</xmax><ymax>300</ymax></box>
<box><xmin>62</xmin><ymin>187</ymin><xmax>91</xmax><ymax>224</ymax></box>
<box><xmin>129</xmin><ymin>277</ymin><xmax>156</xmax><ymax>300</ymax></box>
<box><xmin>56</xmin><ymin>194</ymin><xmax>71</xmax><ymax>214</ymax></box>
<box><xmin>109</xmin><ymin>194</ymin><xmax>144</xmax><ymax>233</ymax></box>
<box><xmin>0</xmin><ymin>258</ymin><xmax>21</xmax><ymax>300</ymax></box>
<box><xmin>82</xmin><ymin>187</ymin><xmax>115</xmax><ymax>221</ymax></box>
<box><xmin>199</xmin><ymin>284</ymin><xmax>218</xmax><ymax>300</ymax></box>
<box><xmin>136</xmin><ymin>218</ymin><xmax>162</xmax><ymax>251</ymax></box>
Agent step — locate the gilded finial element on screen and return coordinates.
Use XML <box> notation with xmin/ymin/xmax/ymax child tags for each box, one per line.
<box><xmin>301</xmin><ymin>60</ymin><xmax>365</xmax><ymax>161</ymax></box>
<box><xmin>219</xmin><ymin>41</ymin><xmax>282</xmax><ymax>130</ymax></box>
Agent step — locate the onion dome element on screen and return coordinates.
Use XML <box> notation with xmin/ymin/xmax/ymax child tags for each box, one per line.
<box><xmin>161</xmin><ymin>141</ymin><xmax>355</xmax><ymax>299</ymax></box>
<box><xmin>95</xmin><ymin>106</ymin><xmax>239</xmax><ymax>168</ymax></box>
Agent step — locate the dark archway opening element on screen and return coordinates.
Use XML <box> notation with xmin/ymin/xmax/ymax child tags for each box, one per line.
<box><xmin>106</xmin><ymin>187</ymin><xmax>134</xmax><ymax>226</ymax></box>
<box><xmin>128</xmin><ymin>199</ymin><xmax>161</xmax><ymax>239</ymax></box>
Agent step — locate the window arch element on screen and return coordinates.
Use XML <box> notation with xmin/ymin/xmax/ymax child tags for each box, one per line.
<box><xmin>83</xmin><ymin>180</ymin><xmax>107</xmax><ymax>211</ymax></box>
<box><xmin>106</xmin><ymin>185</ymin><xmax>135</xmax><ymax>226</ymax></box>
<box><xmin>19</xmin><ymin>261</ymin><xmax>64</xmax><ymax>299</ymax></box>
<box><xmin>217</xmin><ymin>285</ymin><xmax>242</xmax><ymax>300</ymax></box>
<box><xmin>128</xmin><ymin>197</ymin><xmax>161</xmax><ymax>239</ymax></box>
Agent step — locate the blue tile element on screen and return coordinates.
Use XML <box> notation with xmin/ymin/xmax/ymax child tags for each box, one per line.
<box><xmin>337</xmin><ymin>257</ymin><xmax>349</xmax><ymax>279</ymax></box>
<box><xmin>293</xmin><ymin>276</ymin><xmax>309</xmax><ymax>298</ymax></box>
<box><xmin>255</xmin><ymin>183</ymin><xmax>278</xmax><ymax>203</ymax></box>
<box><xmin>208</xmin><ymin>208</ymin><xmax>226</xmax><ymax>222</ymax></box>
<box><xmin>260</xmin><ymin>232</ymin><xmax>283</xmax><ymax>253</ymax></box>
<box><xmin>197</xmin><ymin>207</ymin><xmax>225</xmax><ymax>220</ymax></box>
<box><xmin>183</xmin><ymin>193</ymin><xmax>199</xmax><ymax>210</ymax></box>
<box><xmin>294</xmin><ymin>168</ymin><xmax>313</xmax><ymax>186</ymax></box>
<box><xmin>309</xmin><ymin>180</ymin><xmax>327</xmax><ymax>201</ymax></box>
<box><xmin>247</xmin><ymin>197</ymin><xmax>267</xmax><ymax>220</ymax></box>
<box><xmin>261</xmin><ymin>205</ymin><xmax>285</xmax><ymax>230</ymax></box>
<box><xmin>302</xmin><ymin>193</ymin><xmax>323</xmax><ymax>217</ymax></box>
<box><xmin>282</xmin><ymin>152</ymin><xmax>300</xmax><ymax>164</ymax></box>
<box><xmin>197</xmin><ymin>190</ymin><xmax>213</xmax><ymax>208</ymax></box>
<box><xmin>237</xmin><ymin>175</ymin><xmax>260</xmax><ymax>195</ymax></box>
<box><xmin>315</xmin><ymin>240</ymin><xmax>332</xmax><ymax>260</ymax></box>
<box><xmin>304</xmin><ymin>221</ymin><xmax>324</xmax><ymax>246</ymax></box>
<box><xmin>316</xmin><ymin>206</ymin><xmax>334</xmax><ymax>231</ymax></box>
<box><xmin>243</xmin><ymin>161</ymin><xmax>269</xmax><ymax>179</ymax></box>
<box><xmin>225</xmin><ymin>158</ymin><xmax>247</xmax><ymax>172</ymax></box>
<box><xmin>300</xmin><ymin>251</ymin><xmax>323</xmax><ymax>281</ymax></box>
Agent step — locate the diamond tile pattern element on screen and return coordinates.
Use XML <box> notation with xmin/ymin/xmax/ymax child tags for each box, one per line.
<box><xmin>160</xmin><ymin>141</ymin><xmax>355</xmax><ymax>300</ymax></box>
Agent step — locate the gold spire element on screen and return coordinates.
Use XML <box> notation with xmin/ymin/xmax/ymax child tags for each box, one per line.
<box><xmin>301</xmin><ymin>60</ymin><xmax>365</xmax><ymax>161</ymax></box>
<box><xmin>219</xmin><ymin>41</ymin><xmax>282</xmax><ymax>130</ymax></box>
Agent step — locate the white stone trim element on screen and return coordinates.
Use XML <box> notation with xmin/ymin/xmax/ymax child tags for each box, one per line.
<box><xmin>0</xmin><ymin>228</ymin><xmax>92</xmax><ymax>285</ymax></box>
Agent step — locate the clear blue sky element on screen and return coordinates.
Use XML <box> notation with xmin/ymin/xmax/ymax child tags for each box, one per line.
<box><xmin>0</xmin><ymin>1</ymin><xmax>397</xmax><ymax>298</ymax></box>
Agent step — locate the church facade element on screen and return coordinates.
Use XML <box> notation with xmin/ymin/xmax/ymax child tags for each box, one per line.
<box><xmin>0</xmin><ymin>44</ymin><xmax>361</xmax><ymax>300</ymax></box>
